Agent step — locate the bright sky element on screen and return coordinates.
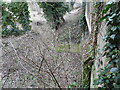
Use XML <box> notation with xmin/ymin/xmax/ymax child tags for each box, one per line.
<box><xmin>2</xmin><ymin>0</ymin><xmax>113</xmax><ymax>3</ymax></box>
<box><xmin>3</xmin><ymin>0</ymin><xmax>12</xmax><ymax>3</ymax></box>
<box><xmin>2</xmin><ymin>0</ymin><xmax>82</xmax><ymax>3</ymax></box>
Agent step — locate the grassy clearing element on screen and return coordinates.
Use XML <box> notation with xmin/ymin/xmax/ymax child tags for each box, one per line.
<box><xmin>49</xmin><ymin>44</ymin><xmax>81</xmax><ymax>53</ymax></box>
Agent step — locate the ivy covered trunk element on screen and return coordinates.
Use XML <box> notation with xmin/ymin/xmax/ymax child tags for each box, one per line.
<box><xmin>81</xmin><ymin>1</ymin><xmax>120</xmax><ymax>89</ymax></box>
<box><xmin>82</xmin><ymin>2</ymin><xmax>104</xmax><ymax>88</ymax></box>
<box><xmin>93</xmin><ymin>1</ymin><xmax>120</xmax><ymax>89</ymax></box>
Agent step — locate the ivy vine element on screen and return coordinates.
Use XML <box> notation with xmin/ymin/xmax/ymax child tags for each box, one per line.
<box><xmin>94</xmin><ymin>1</ymin><xmax>120</xmax><ymax>89</ymax></box>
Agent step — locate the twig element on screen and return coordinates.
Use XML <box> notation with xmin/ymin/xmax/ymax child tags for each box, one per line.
<box><xmin>9</xmin><ymin>41</ymin><xmax>29</xmax><ymax>72</ymax></box>
<box><xmin>9</xmin><ymin>41</ymin><xmax>53</xmax><ymax>87</ymax></box>
<box><xmin>53</xmin><ymin>61</ymin><xmax>63</xmax><ymax>73</ymax></box>
<box><xmin>2</xmin><ymin>72</ymin><xmax>10</xmax><ymax>88</ymax></box>
<box><xmin>37</xmin><ymin>45</ymin><xmax>62</xmax><ymax>89</ymax></box>
<box><xmin>44</xmin><ymin>59</ymin><xmax>62</xmax><ymax>90</ymax></box>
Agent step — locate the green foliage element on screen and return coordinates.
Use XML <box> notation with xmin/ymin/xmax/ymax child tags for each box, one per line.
<box><xmin>38</xmin><ymin>2</ymin><xmax>69</xmax><ymax>30</ymax></box>
<box><xmin>79</xmin><ymin>1</ymin><xmax>88</xmax><ymax>45</ymax></box>
<box><xmin>82</xmin><ymin>49</ymin><xmax>94</xmax><ymax>89</ymax></box>
<box><xmin>79</xmin><ymin>2</ymin><xmax>87</xmax><ymax>33</ymax></box>
<box><xmin>94</xmin><ymin>1</ymin><xmax>120</xmax><ymax>89</ymax></box>
<box><xmin>80</xmin><ymin>14</ymin><xmax>87</xmax><ymax>32</ymax></box>
<box><xmin>68</xmin><ymin>82</ymin><xmax>77</xmax><ymax>88</ymax></box>
<box><xmin>49</xmin><ymin>44</ymin><xmax>80</xmax><ymax>53</ymax></box>
<box><xmin>1</xmin><ymin>2</ymin><xmax>31</xmax><ymax>37</ymax></box>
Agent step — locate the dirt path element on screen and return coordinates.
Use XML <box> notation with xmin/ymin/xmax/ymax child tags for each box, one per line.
<box><xmin>29</xmin><ymin>6</ymin><xmax>81</xmax><ymax>44</ymax></box>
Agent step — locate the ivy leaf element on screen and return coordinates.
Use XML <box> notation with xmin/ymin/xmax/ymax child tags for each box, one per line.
<box><xmin>103</xmin><ymin>35</ymin><xmax>108</xmax><ymax>41</ymax></box>
<box><xmin>109</xmin><ymin>44</ymin><xmax>115</xmax><ymax>49</ymax></box>
<box><xmin>113</xmin><ymin>59</ymin><xmax>120</xmax><ymax>63</ymax></box>
<box><xmin>111</xmin><ymin>26</ymin><xmax>117</xmax><ymax>31</ymax></box>
<box><xmin>106</xmin><ymin>1</ymin><xmax>113</xmax><ymax>5</ymax></box>
<box><xmin>102</xmin><ymin>52</ymin><xmax>106</xmax><ymax>57</ymax></box>
<box><xmin>110</xmin><ymin>67</ymin><xmax>118</xmax><ymax>73</ymax></box>
<box><xmin>106</xmin><ymin>64</ymin><xmax>111</xmax><ymax>68</ymax></box>
<box><xmin>102</xmin><ymin>3</ymin><xmax>113</xmax><ymax>15</ymax></box>
<box><xmin>107</xmin><ymin>74</ymin><xmax>112</xmax><ymax>78</ymax></box>
<box><xmin>112</xmin><ymin>55</ymin><xmax>116</xmax><ymax>59</ymax></box>
<box><xmin>99</xmin><ymin>15</ymin><xmax>107</xmax><ymax>22</ymax></box>
<box><xmin>106</xmin><ymin>80</ymin><xmax>109</xmax><ymax>83</ymax></box>
<box><xmin>109</xmin><ymin>13</ymin><xmax>116</xmax><ymax>19</ymax></box>
<box><xmin>110</xmin><ymin>34</ymin><xmax>116</xmax><ymax>40</ymax></box>
<box><xmin>114</xmin><ymin>74</ymin><xmax>120</xmax><ymax>84</ymax></box>
<box><xmin>113</xmin><ymin>83</ymin><xmax>120</xmax><ymax>88</ymax></box>
<box><xmin>108</xmin><ymin>17</ymin><xmax>113</xmax><ymax>21</ymax></box>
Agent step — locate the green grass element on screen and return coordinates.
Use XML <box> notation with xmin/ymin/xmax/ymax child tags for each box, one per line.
<box><xmin>49</xmin><ymin>44</ymin><xmax>81</xmax><ymax>53</ymax></box>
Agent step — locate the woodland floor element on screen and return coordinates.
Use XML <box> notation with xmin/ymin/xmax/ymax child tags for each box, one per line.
<box><xmin>1</xmin><ymin>5</ymin><xmax>84</xmax><ymax>88</ymax></box>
